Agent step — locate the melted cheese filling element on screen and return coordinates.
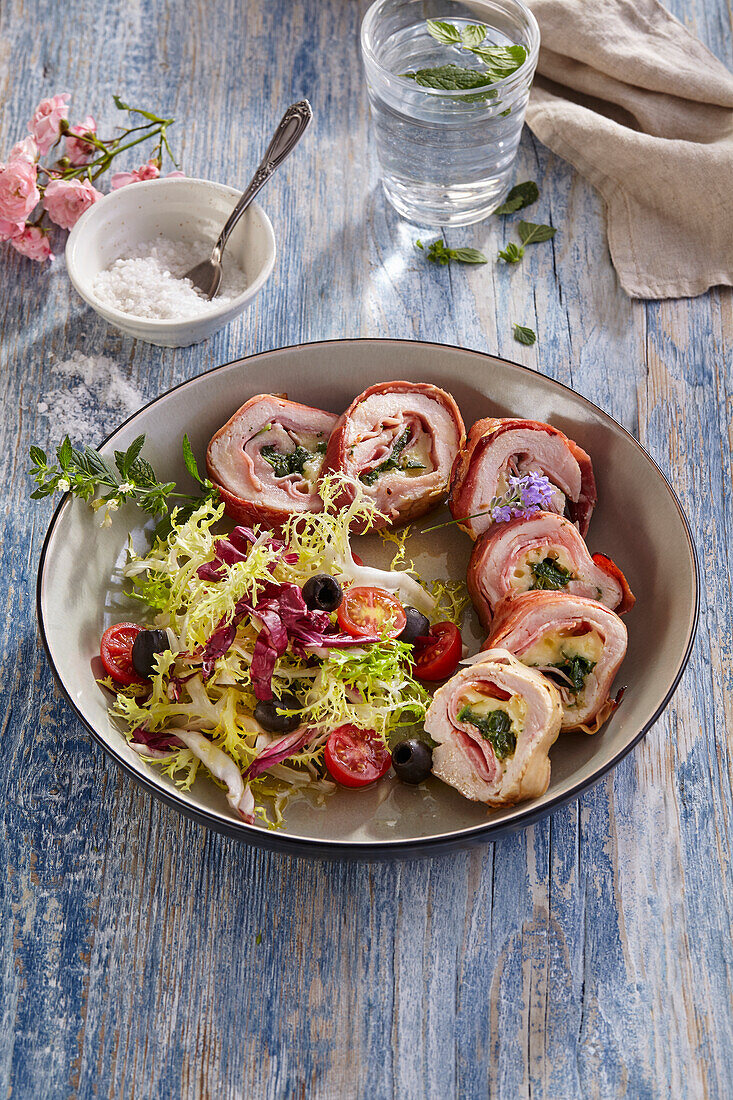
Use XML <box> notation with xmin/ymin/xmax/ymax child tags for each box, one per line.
<box><xmin>458</xmin><ymin>686</ymin><xmax>527</xmax><ymax>732</ymax></box>
<box><xmin>521</xmin><ymin>629</ymin><xmax>604</xmax><ymax>668</ymax></box>
<box><xmin>510</xmin><ymin>547</ymin><xmax>574</xmax><ymax>590</ymax></box>
<box><xmin>402</xmin><ymin>430</ymin><xmax>434</xmax><ymax>476</ymax></box>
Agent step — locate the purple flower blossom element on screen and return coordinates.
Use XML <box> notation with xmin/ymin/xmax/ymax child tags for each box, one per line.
<box><xmin>490</xmin><ymin>472</ymin><xmax>556</xmax><ymax>525</ymax></box>
<box><xmin>518</xmin><ymin>472</ymin><xmax>555</xmax><ymax>510</ymax></box>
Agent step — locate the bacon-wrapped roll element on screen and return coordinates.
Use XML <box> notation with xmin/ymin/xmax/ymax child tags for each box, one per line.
<box><xmin>425</xmin><ymin>649</ymin><xmax>562</xmax><ymax>808</ymax></box>
<box><xmin>467</xmin><ymin>511</ymin><xmax>635</xmax><ymax>629</ymax></box>
<box><xmin>323</xmin><ymin>381</ymin><xmax>465</xmax><ymax>529</ymax></box>
<box><xmin>449</xmin><ymin>417</ymin><xmax>596</xmax><ymax>540</ymax></box>
<box><xmin>207</xmin><ymin>395</ymin><xmax>338</xmax><ymax>527</ymax></box>
<box><xmin>486</xmin><ymin>592</ymin><xmax>627</xmax><ymax>733</ymax></box>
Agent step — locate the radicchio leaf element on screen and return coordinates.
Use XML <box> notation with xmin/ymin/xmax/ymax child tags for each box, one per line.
<box><xmin>244</xmin><ymin>728</ymin><xmax>313</xmax><ymax>779</ymax></box>
<box><xmin>130</xmin><ymin>725</ymin><xmax>185</xmax><ymax>754</ymax></box>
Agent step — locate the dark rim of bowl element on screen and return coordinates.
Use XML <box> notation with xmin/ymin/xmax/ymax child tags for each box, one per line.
<box><xmin>35</xmin><ymin>338</ymin><xmax>700</xmax><ymax>858</ymax></box>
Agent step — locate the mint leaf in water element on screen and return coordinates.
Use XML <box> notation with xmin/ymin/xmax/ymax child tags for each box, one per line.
<box><xmin>518</xmin><ymin>220</ymin><xmax>557</xmax><ymax>244</ymax></box>
<box><xmin>513</xmin><ymin>323</ymin><xmax>536</xmax><ymax>346</ymax></box>
<box><xmin>494</xmin><ymin>181</ymin><xmax>539</xmax><ymax>215</ymax></box>
<box><xmin>468</xmin><ymin>43</ymin><xmax>527</xmax><ymax>79</ymax></box>
<box><xmin>497</xmin><ymin>242</ymin><xmax>524</xmax><ymax>264</ymax></box>
<box><xmin>403</xmin><ymin>64</ymin><xmax>496</xmax><ymax>92</ymax></box>
<box><xmin>461</xmin><ymin>23</ymin><xmax>488</xmax><ymax>48</ymax></box>
<box><xmin>417</xmin><ymin>239</ymin><xmax>488</xmax><ymax>266</ymax></box>
<box><xmin>426</xmin><ymin>19</ymin><xmax>462</xmax><ymax>45</ymax></box>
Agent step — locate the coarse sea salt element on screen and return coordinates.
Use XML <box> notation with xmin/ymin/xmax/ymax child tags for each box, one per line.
<box><xmin>92</xmin><ymin>236</ymin><xmax>248</xmax><ymax>320</ymax></box>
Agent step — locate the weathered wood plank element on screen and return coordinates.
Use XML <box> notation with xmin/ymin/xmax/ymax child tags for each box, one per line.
<box><xmin>0</xmin><ymin>0</ymin><xmax>731</xmax><ymax>1096</ymax></box>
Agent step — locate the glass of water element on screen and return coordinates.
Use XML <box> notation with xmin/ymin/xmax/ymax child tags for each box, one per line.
<box><xmin>361</xmin><ymin>0</ymin><xmax>539</xmax><ymax>226</ymax></box>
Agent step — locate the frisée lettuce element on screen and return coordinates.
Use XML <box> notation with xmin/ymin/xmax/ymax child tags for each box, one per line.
<box><xmin>111</xmin><ymin>474</ymin><xmax>440</xmax><ymax>827</ymax></box>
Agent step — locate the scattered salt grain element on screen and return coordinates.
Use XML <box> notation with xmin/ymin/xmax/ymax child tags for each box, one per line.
<box><xmin>92</xmin><ymin>236</ymin><xmax>248</xmax><ymax>320</ymax></box>
<box><xmin>39</xmin><ymin>350</ymin><xmax>142</xmax><ymax>442</ymax></box>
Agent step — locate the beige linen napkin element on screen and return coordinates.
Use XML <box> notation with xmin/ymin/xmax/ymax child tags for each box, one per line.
<box><xmin>525</xmin><ymin>0</ymin><xmax>733</xmax><ymax>298</ymax></box>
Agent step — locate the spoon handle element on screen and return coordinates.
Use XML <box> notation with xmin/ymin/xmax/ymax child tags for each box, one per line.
<box><xmin>213</xmin><ymin>100</ymin><xmax>313</xmax><ymax>259</ymax></box>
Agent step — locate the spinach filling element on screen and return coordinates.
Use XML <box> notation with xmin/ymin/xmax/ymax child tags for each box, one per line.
<box><xmin>457</xmin><ymin>704</ymin><xmax>517</xmax><ymax>761</ymax></box>
<box><xmin>360</xmin><ymin>428</ymin><xmax>425</xmax><ymax>486</ymax></box>
<box><xmin>261</xmin><ymin>441</ymin><xmax>327</xmax><ymax>478</ymax></box>
<box><xmin>547</xmin><ymin>654</ymin><xmax>596</xmax><ymax>694</ymax></box>
<box><xmin>530</xmin><ymin>556</ymin><xmax>573</xmax><ymax>590</ymax></box>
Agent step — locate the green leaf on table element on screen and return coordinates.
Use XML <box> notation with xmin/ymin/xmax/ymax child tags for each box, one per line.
<box><xmin>518</xmin><ymin>220</ymin><xmax>557</xmax><ymax>244</ymax></box>
<box><xmin>461</xmin><ymin>23</ymin><xmax>488</xmax><ymax>48</ymax></box>
<box><xmin>497</xmin><ymin>241</ymin><xmax>524</xmax><ymax>264</ymax></box>
<box><xmin>416</xmin><ymin>238</ymin><xmax>488</xmax><ymax>266</ymax></box>
<box><xmin>513</xmin><ymin>323</ymin><xmax>537</xmax><ymax>346</ymax></box>
<box><xmin>426</xmin><ymin>19</ymin><xmax>461</xmax><ymax>44</ymax></box>
<box><xmin>467</xmin><ymin>44</ymin><xmax>527</xmax><ymax>79</ymax></box>
<box><xmin>402</xmin><ymin>64</ymin><xmax>496</xmax><ymax>93</ymax></box>
<box><xmin>448</xmin><ymin>247</ymin><xmax>488</xmax><ymax>264</ymax></box>
<box><xmin>494</xmin><ymin>181</ymin><xmax>539</xmax><ymax>215</ymax></box>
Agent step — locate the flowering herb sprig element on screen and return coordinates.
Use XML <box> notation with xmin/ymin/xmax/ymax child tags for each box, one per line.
<box><xmin>0</xmin><ymin>93</ymin><xmax>181</xmax><ymax>262</ymax></box>
<box><xmin>422</xmin><ymin>472</ymin><xmax>555</xmax><ymax>533</ymax></box>
<box><xmin>29</xmin><ymin>433</ymin><xmax>217</xmax><ymax>529</ymax></box>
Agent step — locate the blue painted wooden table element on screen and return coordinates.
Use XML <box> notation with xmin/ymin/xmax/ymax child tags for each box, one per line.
<box><xmin>2</xmin><ymin>0</ymin><xmax>731</xmax><ymax>1096</ymax></box>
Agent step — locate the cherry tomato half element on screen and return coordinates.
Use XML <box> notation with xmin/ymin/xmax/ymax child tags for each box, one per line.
<box><xmin>337</xmin><ymin>586</ymin><xmax>407</xmax><ymax>639</ymax></box>
<box><xmin>324</xmin><ymin>724</ymin><xmax>392</xmax><ymax>787</ymax></box>
<box><xmin>414</xmin><ymin>621</ymin><xmax>463</xmax><ymax>681</ymax></box>
<box><xmin>100</xmin><ymin>622</ymin><xmax>145</xmax><ymax>686</ymax></box>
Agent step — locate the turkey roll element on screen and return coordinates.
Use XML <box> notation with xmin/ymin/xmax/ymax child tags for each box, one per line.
<box><xmin>426</xmin><ymin>649</ymin><xmax>562</xmax><ymax>808</ymax></box>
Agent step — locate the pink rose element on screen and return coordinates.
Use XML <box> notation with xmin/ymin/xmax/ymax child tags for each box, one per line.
<box><xmin>65</xmin><ymin>116</ymin><xmax>97</xmax><ymax>166</ymax></box>
<box><xmin>28</xmin><ymin>93</ymin><xmax>70</xmax><ymax>156</ymax></box>
<box><xmin>10</xmin><ymin>226</ymin><xmax>53</xmax><ymax>262</ymax></box>
<box><xmin>110</xmin><ymin>159</ymin><xmax>161</xmax><ymax>189</ymax></box>
<box><xmin>0</xmin><ymin>216</ymin><xmax>24</xmax><ymax>241</ymax></box>
<box><xmin>9</xmin><ymin>136</ymin><xmax>38</xmax><ymax>164</ymax></box>
<box><xmin>43</xmin><ymin>177</ymin><xmax>102</xmax><ymax>229</ymax></box>
<box><xmin>0</xmin><ymin>158</ymin><xmax>40</xmax><ymax>222</ymax></box>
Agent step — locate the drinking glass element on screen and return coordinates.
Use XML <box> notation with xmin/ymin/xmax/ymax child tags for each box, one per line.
<box><xmin>361</xmin><ymin>0</ymin><xmax>540</xmax><ymax>226</ymax></box>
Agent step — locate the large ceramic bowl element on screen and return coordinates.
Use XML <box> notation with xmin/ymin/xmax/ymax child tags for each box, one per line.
<box><xmin>36</xmin><ymin>340</ymin><xmax>699</xmax><ymax>859</ymax></box>
<box><xmin>65</xmin><ymin>177</ymin><xmax>276</xmax><ymax>347</ymax></box>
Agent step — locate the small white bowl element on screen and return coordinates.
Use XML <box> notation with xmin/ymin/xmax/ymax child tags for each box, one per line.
<box><xmin>65</xmin><ymin>177</ymin><xmax>276</xmax><ymax>347</ymax></box>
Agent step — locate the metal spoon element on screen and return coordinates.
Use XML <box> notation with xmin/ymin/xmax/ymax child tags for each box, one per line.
<box><xmin>184</xmin><ymin>99</ymin><xmax>313</xmax><ymax>300</ymax></box>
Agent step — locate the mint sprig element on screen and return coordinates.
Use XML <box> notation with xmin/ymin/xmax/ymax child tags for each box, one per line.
<box><xmin>404</xmin><ymin>20</ymin><xmax>527</xmax><ymax>93</ymax></box>
<box><xmin>416</xmin><ymin>238</ymin><xmax>488</xmax><ymax>266</ymax></box>
<box><xmin>29</xmin><ymin>433</ymin><xmax>218</xmax><ymax>527</ymax></box>
<box><xmin>498</xmin><ymin>221</ymin><xmax>556</xmax><ymax>264</ymax></box>
<box><xmin>498</xmin><ymin>242</ymin><xmax>524</xmax><ymax>264</ymax></box>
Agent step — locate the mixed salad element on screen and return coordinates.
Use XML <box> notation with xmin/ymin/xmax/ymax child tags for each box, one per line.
<box><xmin>95</xmin><ymin>472</ymin><xmax>467</xmax><ymax>826</ymax></box>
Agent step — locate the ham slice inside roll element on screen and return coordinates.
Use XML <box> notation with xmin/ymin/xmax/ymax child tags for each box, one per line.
<box><xmin>467</xmin><ymin>511</ymin><xmax>635</xmax><ymax>629</ymax></box>
<box><xmin>449</xmin><ymin>417</ymin><xmax>596</xmax><ymax>539</ymax></box>
<box><xmin>425</xmin><ymin>649</ymin><xmax>562</xmax><ymax>808</ymax></box>
<box><xmin>323</xmin><ymin>381</ymin><xmax>465</xmax><ymax>529</ymax></box>
<box><xmin>207</xmin><ymin>395</ymin><xmax>338</xmax><ymax>527</ymax></box>
<box><xmin>486</xmin><ymin>591</ymin><xmax>627</xmax><ymax>733</ymax></box>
